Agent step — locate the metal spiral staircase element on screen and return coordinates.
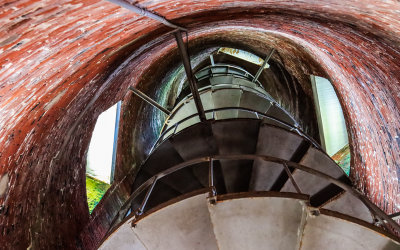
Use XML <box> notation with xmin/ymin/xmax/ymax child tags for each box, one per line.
<box><xmin>99</xmin><ymin>63</ymin><xmax>400</xmax><ymax>249</ymax></box>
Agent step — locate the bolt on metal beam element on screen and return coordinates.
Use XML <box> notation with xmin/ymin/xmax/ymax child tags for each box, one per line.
<box><xmin>252</xmin><ymin>48</ymin><xmax>275</xmax><ymax>83</ymax></box>
<box><xmin>128</xmin><ymin>86</ymin><xmax>171</xmax><ymax>115</ymax></box>
<box><xmin>174</xmin><ymin>31</ymin><xmax>207</xmax><ymax>121</ymax></box>
<box><xmin>105</xmin><ymin>0</ymin><xmax>186</xmax><ymax>31</ymax></box>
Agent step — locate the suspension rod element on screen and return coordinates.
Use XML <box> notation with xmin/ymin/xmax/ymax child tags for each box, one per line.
<box><xmin>174</xmin><ymin>31</ymin><xmax>206</xmax><ymax>121</ymax></box>
<box><xmin>253</xmin><ymin>48</ymin><xmax>275</xmax><ymax>83</ymax></box>
<box><xmin>105</xmin><ymin>0</ymin><xmax>186</xmax><ymax>31</ymax></box>
<box><xmin>128</xmin><ymin>86</ymin><xmax>171</xmax><ymax>115</ymax></box>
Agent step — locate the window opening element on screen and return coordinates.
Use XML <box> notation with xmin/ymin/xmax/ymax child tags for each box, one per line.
<box><xmin>311</xmin><ymin>76</ymin><xmax>350</xmax><ymax>175</ymax></box>
<box><xmin>86</xmin><ymin>101</ymin><xmax>121</xmax><ymax>212</ymax></box>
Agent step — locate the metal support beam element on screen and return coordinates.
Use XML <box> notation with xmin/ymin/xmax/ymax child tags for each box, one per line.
<box><xmin>390</xmin><ymin>211</ymin><xmax>400</xmax><ymax>220</ymax></box>
<box><xmin>210</xmin><ymin>54</ymin><xmax>215</xmax><ymax>66</ymax></box>
<box><xmin>252</xmin><ymin>48</ymin><xmax>275</xmax><ymax>83</ymax></box>
<box><xmin>105</xmin><ymin>0</ymin><xmax>186</xmax><ymax>31</ymax></box>
<box><xmin>282</xmin><ymin>162</ymin><xmax>302</xmax><ymax>194</ymax></box>
<box><xmin>128</xmin><ymin>86</ymin><xmax>171</xmax><ymax>115</ymax></box>
<box><xmin>174</xmin><ymin>31</ymin><xmax>207</xmax><ymax>121</ymax></box>
<box><xmin>110</xmin><ymin>101</ymin><xmax>121</xmax><ymax>183</ymax></box>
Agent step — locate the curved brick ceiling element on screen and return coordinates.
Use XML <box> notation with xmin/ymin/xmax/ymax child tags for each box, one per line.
<box><xmin>1</xmin><ymin>0</ymin><xmax>400</xmax><ymax>248</ymax></box>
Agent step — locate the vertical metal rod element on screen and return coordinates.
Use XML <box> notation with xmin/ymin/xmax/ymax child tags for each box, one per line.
<box><xmin>283</xmin><ymin>162</ymin><xmax>302</xmax><ymax>194</ymax></box>
<box><xmin>209</xmin><ymin>158</ymin><xmax>214</xmax><ymax>187</ymax></box>
<box><xmin>137</xmin><ymin>177</ymin><xmax>157</xmax><ymax>215</ymax></box>
<box><xmin>105</xmin><ymin>0</ymin><xmax>186</xmax><ymax>31</ymax></box>
<box><xmin>128</xmin><ymin>86</ymin><xmax>171</xmax><ymax>115</ymax></box>
<box><xmin>174</xmin><ymin>31</ymin><xmax>207</xmax><ymax>121</ymax></box>
<box><xmin>210</xmin><ymin>54</ymin><xmax>215</xmax><ymax>66</ymax></box>
<box><xmin>110</xmin><ymin>101</ymin><xmax>121</xmax><ymax>183</ymax></box>
<box><xmin>173</xmin><ymin>122</ymin><xmax>178</xmax><ymax>135</ymax></box>
<box><xmin>252</xmin><ymin>48</ymin><xmax>275</xmax><ymax>83</ymax></box>
<box><xmin>209</xmin><ymin>158</ymin><xmax>216</xmax><ymax>196</ymax></box>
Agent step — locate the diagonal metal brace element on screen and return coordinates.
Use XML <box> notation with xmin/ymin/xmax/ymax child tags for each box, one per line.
<box><xmin>174</xmin><ymin>31</ymin><xmax>207</xmax><ymax>121</ymax></box>
<box><xmin>252</xmin><ymin>48</ymin><xmax>275</xmax><ymax>83</ymax></box>
<box><xmin>128</xmin><ymin>86</ymin><xmax>171</xmax><ymax>115</ymax></box>
<box><xmin>105</xmin><ymin>0</ymin><xmax>186</xmax><ymax>31</ymax></box>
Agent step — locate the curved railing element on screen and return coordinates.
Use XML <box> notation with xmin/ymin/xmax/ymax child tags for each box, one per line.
<box><xmin>107</xmin><ymin>154</ymin><xmax>400</xmax><ymax>236</ymax></box>
<box><xmin>195</xmin><ymin>64</ymin><xmax>264</xmax><ymax>88</ymax></box>
<box><xmin>175</xmin><ymin>81</ymin><xmax>272</xmax><ymax>109</ymax></box>
<box><xmin>151</xmin><ymin>106</ymin><xmax>316</xmax><ymax>153</ymax></box>
<box><xmin>176</xmin><ymin>64</ymin><xmax>265</xmax><ymax>102</ymax></box>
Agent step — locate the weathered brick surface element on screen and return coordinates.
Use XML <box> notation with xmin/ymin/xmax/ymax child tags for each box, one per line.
<box><xmin>1</xmin><ymin>0</ymin><xmax>400</xmax><ymax>248</ymax></box>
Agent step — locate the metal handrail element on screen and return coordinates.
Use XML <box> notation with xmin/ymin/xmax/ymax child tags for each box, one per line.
<box><xmin>174</xmin><ymin>82</ymin><xmax>272</xmax><ymax>110</ymax></box>
<box><xmin>109</xmin><ymin>154</ymin><xmax>400</xmax><ymax>236</ymax></box>
<box><xmin>151</xmin><ymin>106</ymin><xmax>318</xmax><ymax>153</ymax></box>
<box><xmin>195</xmin><ymin>63</ymin><xmax>262</xmax><ymax>82</ymax></box>
<box><xmin>195</xmin><ymin>64</ymin><xmax>264</xmax><ymax>87</ymax></box>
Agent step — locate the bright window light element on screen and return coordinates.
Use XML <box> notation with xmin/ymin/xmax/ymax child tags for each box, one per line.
<box><xmin>311</xmin><ymin>76</ymin><xmax>349</xmax><ymax>156</ymax></box>
<box><xmin>218</xmin><ymin>47</ymin><xmax>270</xmax><ymax>68</ymax></box>
<box><xmin>87</xmin><ymin>102</ymin><xmax>121</xmax><ymax>184</ymax></box>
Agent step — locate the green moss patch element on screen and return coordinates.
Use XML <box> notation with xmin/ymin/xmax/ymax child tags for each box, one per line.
<box><xmin>86</xmin><ymin>175</ymin><xmax>110</xmax><ymax>213</ymax></box>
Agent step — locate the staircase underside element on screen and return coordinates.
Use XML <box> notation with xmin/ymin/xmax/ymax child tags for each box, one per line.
<box><xmin>100</xmin><ymin>191</ymin><xmax>400</xmax><ymax>250</ymax></box>
<box><xmin>104</xmin><ymin>118</ymin><xmax>400</xmax><ymax>248</ymax></box>
<box><xmin>133</xmin><ymin>119</ymin><xmax>352</xmax><ymax>214</ymax></box>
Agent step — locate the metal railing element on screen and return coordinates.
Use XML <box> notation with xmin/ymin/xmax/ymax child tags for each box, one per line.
<box><xmin>108</xmin><ymin>154</ymin><xmax>400</xmax><ymax>236</ymax></box>
<box><xmin>151</xmin><ymin>106</ymin><xmax>316</xmax><ymax>153</ymax></box>
<box><xmin>174</xmin><ymin>82</ymin><xmax>273</xmax><ymax>111</ymax></box>
<box><xmin>195</xmin><ymin>64</ymin><xmax>264</xmax><ymax>88</ymax></box>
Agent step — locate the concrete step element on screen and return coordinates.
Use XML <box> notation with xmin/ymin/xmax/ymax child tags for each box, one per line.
<box><xmin>101</xmin><ymin>193</ymin><xmax>400</xmax><ymax>250</ymax></box>
<box><xmin>300</xmin><ymin>211</ymin><xmax>399</xmax><ymax>250</ymax></box>
<box><xmin>321</xmin><ymin>191</ymin><xmax>374</xmax><ymax>223</ymax></box>
<box><xmin>99</xmin><ymin>220</ymin><xmax>146</xmax><ymax>250</ymax></box>
<box><xmin>131</xmin><ymin>192</ymin><xmax>218</xmax><ymax>250</ymax></box>
<box><xmin>208</xmin><ymin>194</ymin><xmax>307</xmax><ymax>250</ymax></box>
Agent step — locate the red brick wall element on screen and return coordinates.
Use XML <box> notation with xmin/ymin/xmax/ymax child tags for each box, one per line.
<box><xmin>1</xmin><ymin>0</ymin><xmax>400</xmax><ymax>248</ymax></box>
